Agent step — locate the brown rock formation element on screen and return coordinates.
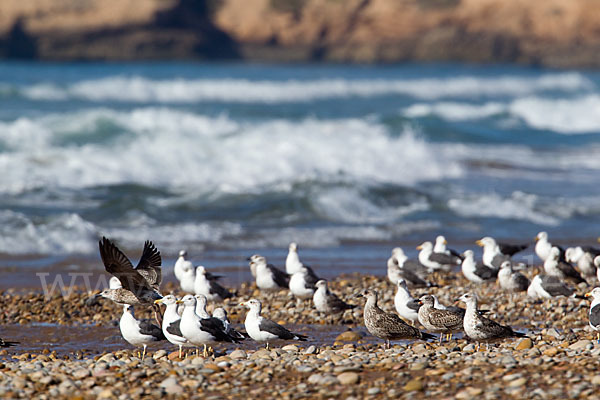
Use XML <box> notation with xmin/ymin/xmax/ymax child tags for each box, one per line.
<box><xmin>1</xmin><ymin>0</ymin><xmax>600</xmax><ymax>67</ymax></box>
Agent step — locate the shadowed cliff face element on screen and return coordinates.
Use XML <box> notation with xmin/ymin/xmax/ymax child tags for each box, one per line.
<box><xmin>0</xmin><ymin>0</ymin><xmax>599</xmax><ymax>66</ymax></box>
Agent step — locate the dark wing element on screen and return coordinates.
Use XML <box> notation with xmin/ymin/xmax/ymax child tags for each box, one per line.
<box><xmin>513</xmin><ymin>273</ymin><xmax>530</xmax><ymax>291</ymax></box>
<box><xmin>99</xmin><ymin>237</ymin><xmax>155</xmax><ymax>297</ymax></box>
<box><xmin>166</xmin><ymin>319</ymin><xmax>184</xmax><ymax>338</ymax></box>
<box><xmin>399</xmin><ymin>269</ymin><xmax>436</xmax><ymax>288</ymax></box>
<box><xmin>401</xmin><ymin>259</ymin><xmax>430</xmax><ymax>276</ymax></box>
<box><xmin>590</xmin><ymin>304</ymin><xmax>600</xmax><ymax>328</ymax></box>
<box><xmin>258</xmin><ymin>319</ymin><xmax>295</xmax><ymax>340</ymax></box>
<box><xmin>139</xmin><ymin>319</ymin><xmax>166</xmax><ymax>341</ymax></box>
<box><xmin>540</xmin><ymin>275</ymin><xmax>574</xmax><ymax>296</ymax></box>
<box><xmin>490</xmin><ymin>253</ymin><xmax>511</xmax><ymax>269</ymax></box>
<box><xmin>498</xmin><ymin>242</ymin><xmax>528</xmax><ymax>256</ymax></box>
<box><xmin>199</xmin><ymin>318</ymin><xmax>239</xmax><ymax>343</ymax></box>
<box><xmin>326</xmin><ymin>291</ymin><xmax>355</xmax><ymax>313</ymax></box>
<box><xmin>445</xmin><ymin>306</ymin><xmax>466</xmax><ymax>318</ymax></box>
<box><xmin>476</xmin><ymin>316</ymin><xmax>514</xmax><ymax>338</ymax></box>
<box><xmin>135</xmin><ymin>240</ymin><xmax>162</xmax><ymax>288</ymax></box>
<box><xmin>0</xmin><ymin>338</ymin><xmax>18</xmax><ymax>347</ymax></box>
<box><xmin>209</xmin><ymin>280</ymin><xmax>233</xmax><ymax>299</ymax></box>
<box><xmin>582</xmin><ymin>246</ymin><xmax>600</xmax><ymax>257</ymax></box>
<box><xmin>304</xmin><ymin>266</ymin><xmax>320</xmax><ymax>287</ymax></box>
<box><xmin>429</xmin><ymin>252</ymin><xmax>461</xmax><ymax>265</ymax></box>
<box><xmin>447</xmin><ymin>248</ymin><xmax>464</xmax><ymax>260</ymax></box>
<box><xmin>557</xmin><ymin>261</ymin><xmax>585</xmax><ymax>284</ymax></box>
<box><xmin>205</xmin><ymin>271</ymin><xmax>223</xmax><ymax>281</ymax></box>
<box><xmin>378</xmin><ymin>312</ymin><xmax>423</xmax><ymax>339</ymax></box>
<box><xmin>406</xmin><ymin>299</ymin><xmax>421</xmax><ymax>312</ymax></box>
<box><xmin>474</xmin><ymin>263</ymin><xmax>498</xmax><ymax>280</ymax></box>
<box><xmin>267</xmin><ymin>264</ymin><xmax>290</xmax><ymax>288</ymax></box>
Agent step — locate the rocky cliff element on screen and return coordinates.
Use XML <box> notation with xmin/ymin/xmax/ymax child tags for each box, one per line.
<box><xmin>1</xmin><ymin>0</ymin><xmax>599</xmax><ymax>67</ymax></box>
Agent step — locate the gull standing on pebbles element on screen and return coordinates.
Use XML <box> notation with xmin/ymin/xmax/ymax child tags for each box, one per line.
<box><xmin>585</xmin><ymin>288</ymin><xmax>600</xmax><ymax>343</ymax></box>
<box><xmin>286</xmin><ymin>242</ymin><xmax>304</xmax><ymax>275</ymax></box>
<box><xmin>358</xmin><ymin>290</ymin><xmax>434</xmax><ymax>349</ymax></box>
<box><xmin>544</xmin><ymin>247</ymin><xmax>585</xmax><ymax>284</ymax></box>
<box><xmin>566</xmin><ymin>247</ymin><xmax>597</xmax><ymax>280</ymax></box>
<box><xmin>213</xmin><ymin>307</ymin><xmax>247</xmax><ymax>341</ymax></box>
<box><xmin>248</xmin><ymin>254</ymin><xmax>261</xmax><ymax>278</ymax></box>
<box><xmin>527</xmin><ymin>274</ymin><xmax>575</xmax><ymax>299</ymax></box>
<box><xmin>289</xmin><ymin>266</ymin><xmax>319</xmax><ymax>300</ymax></box>
<box><xmin>194</xmin><ymin>266</ymin><xmax>233</xmax><ymax>301</ymax></box>
<box><xmin>535</xmin><ymin>232</ymin><xmax>565</xmax><ymax>262</ymax></box>
<box><xmin>174</xmin><ymin>250</ymin><xmax>195</xmax><ymax>292</ymax></box>
<box><xmin>178</xmin><ymin>295</ymin><xmax>240</xmax><ymax>357</ymax></box>
<box><xmin>458</xmin><ymin>292</ymin><xmax>526</xmax><ymax>348</ymax></box>
<box><xmin>313</xmin><ymin>280</ymin><xmax>355</xmax><ymax>316</ymax></box>
<box><xmin>387</xmin><ymin>248</ymin><xmax>433</xmax><ymax>287</ymax></box>
<box><xmin>476</xmin><ymin>237</ymin><xmax>511</xmax><ymax>270</ymax></box>
<box><xmin>417</xmin><ymin>241</ymin><xmax>461</xmax><ymax>273</ymax></box>
<box><xmin>497</xmin><ymin>261</ymin><xmax>529</xmax><ymax>293</ymax></box>
<box><xmin>461</xmin><ymin>249</ymin><xmax>497</xmax><ymax>284</ymax></box>
<box><xmin>394</xmin><ymin>279</ymin><xmax>421</xmax><ymax>325</ymax></box>
<box><xmin>434</xmin><ymin>235</ymin><xmax>463</xmax><ymax>260</ymax></box>
<box><xmin>417</xmin><ymin>295</ymin><xmax>463</xmax><ymax>342</ymax></box>
<box><xmin>154</xmin><ymin>295</ymin><xmax>190</xmax><ymax>358</ymax></box>
<box><xmin>253</xmin><ymin>255</ymin><xmax>290</xmax><ymax>291</ymax></box>
<box><xmin>241</xmin><ymin>299</ymin><xmax>307</xmax><ymax>349</ymax></box>
<box><xmin>98</xmin><ymin>237</ymin><xmax>163</xmax><ymax>306</ymax></box>
<box><xmin>119</xmin><ymin>305</ymin><xmax>165</xmax><ymax>361</ymax></box>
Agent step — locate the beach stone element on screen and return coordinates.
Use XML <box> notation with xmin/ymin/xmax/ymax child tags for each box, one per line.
<box><xmin>304</xmin><ymin>345</ymin><xmax>317</xmax><ymax>354</ymax></box>
<box><xmin>367</xmin><ymin>387</ymin><xmax>381</xmax><ymax>395</ymax></box>
<box><xmin>569</xmin><ymin>340</ymin><xmax>591</xmax><ymax>350</ymax></box>
<box><xmin>515</xmin><ymin>338</ymin><xmax>533</xmax><ymax>350</ymax></box>
<box><xmin>508</xmin><ymin>378</ymin><xmax>527</xmax><ymax>387</ymax></box>
<box><xmin>153</xmin><ymin>350</ymin><xmax>167</xmax><ymax>359</ymax></box>
<box><xmin>337</xmin><ymin>372</ymin><xmax>360</xmax><ymax>385</ymax></box>
<box><xmin>543</xmin><ymin>347</ymin><xmax>559</xmax><ymax>357</ymax></box>
<box><xmin>281</xmin><ymin>345</ymin><xmax>299</xmax><ymax>352</ymax></box>
<box><xmin>591</xmin><ymin>376</ymin><xmax>600</xmax><ymax>385</ymax></box>
<box><xmin>97</xmin><ymin>389</ymin><xmax>115</xmax><ymax>399</ymax></box>
<box><xmin>335</xmin><ymin>331</ymin><xmax>361</xmax><ymax>342</ymax></box>
<box><xmin>462</xmin><ymin>344</ymin><xmax>476</xmax><ymax>353</ymax></box>
<box><xmin>160</xmin><ymin>377</ymin><xmax>183</xmax><ymax>394</ymax></box>
<box><xmin>403</xmin><ymin>378</ymin><xmax>423</xmax><ymax>391</ymax></box>
<box><xmin>456</xmin><ymin>387</ymin><xmax>483</xmax><ymax>399</ymax></box>
<box><xmin>229</xmin><ymin>350</ymin><xmax>247</xmax><ymax>360</ymax></box>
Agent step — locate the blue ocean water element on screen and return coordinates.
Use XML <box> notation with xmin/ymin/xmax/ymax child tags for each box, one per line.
<box><xmin>1</xmin><ymin>62</ymin><xmax>599</xmax><ymax>281</ymax></box>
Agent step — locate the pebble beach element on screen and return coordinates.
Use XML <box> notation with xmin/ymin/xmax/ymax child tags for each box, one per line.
<box><xmin>0</xmin><ymin>270</ymin><xmax>598</xmax><ymax>399</ymax></box>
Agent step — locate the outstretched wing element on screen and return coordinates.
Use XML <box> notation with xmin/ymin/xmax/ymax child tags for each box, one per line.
<box><xmin>135</xmin><ymin>240</ymin><xmax>162</xmax><ymax>288</ymax></box>
<box><xmin>99</xmin><ymin>237</ymin><xmax>155</xmax><ymax>298</ymax></box>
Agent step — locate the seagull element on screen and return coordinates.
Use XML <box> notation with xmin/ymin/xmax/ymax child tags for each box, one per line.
<box><xmin>585</xmin><ymin>288</ymin><xmax>600</xmax><ymax>343</ymax></box>
<box><xmin>433</xmin><ymin>235</ymin><xmax>463</xmax><ymax>260</ymax></box>
<box><xmin>241</xmin><ymin>299</ymin><xmax>307</xmax><ymax>349</ymax></box>
<box><xmin>98</xmin><ymin>237</ymin><xmax>162</xmax><ymax>306</ymax></box>
<box><xmin>535</xmin><ymin>232</ymin><xmax>565</xmax><ymax>262</ymax></box>
<box><xmin>119</xmin><ymin>305</ymin><xmax>165</xmax><ymax>361</ymax></box>
<box><xmin>313</xmin><ymin>280</ymin><xmax>355</xmax><ymax>316</ymax></box>
<box><xmin>387</xmin><ymin>248</ymin><xmax>434</xmax><ymax>287</ymax></box>
<box><xmin>461</xmin><ymin>249</ymin><xmax>498</xmax><ymax>284</ymax></box>
<box><xmin>527</xmin><ymin>274</ymin><xmax>575</xmax><ymax>299</ymax></box>
<box><xmin>544</xmin><ymin>247</ymin><xmax>585</xmax><ymax>284</ymax></box>
<box><xmin>497</xmin><ymin>261</ymin><xmax>529</xmax><ymax>292</ymax></box>
<box><xmin>566</xmin><ymin>247</ymin><xmax>597</xmax><ymax>279</ymax></box>
<box><xmin>194</xmin><ymin>266</ymin><xmax>233</xmax><ymax>301</ymax></box>
<box><xmin>475</xmin><ymin>237</ymin><xmax>511</xmax><ymax>270</ymax></box>
<box><xmin>154</xmin><ymin>295</ymin><xmax>191</xmax><ymax>359</ymax></box>
<box><xmin>253</xmin><ymin>255</ymin><xmax>290</xmax><ymax>291</ymax></box>
<box><xmin>476</xmin><ymin>236</ymin><xmax>528</xmax><ymax>257</ymax></box>
<box><xmin>417</xmin><ymin>241</ymin><xmax>461</xmax><ymax>273</ymax></box>
<box><xmin>289</xmin><ymin>266</ymin><xmax>319</xmax><ymax>300</ymax></box>
<box><xmin>212</xmin><ymin>307</ymin><xmax>247</xmax><ymax>341</ymax></box>
<box><xmin>174</xmin><ymin>250</ymin><xmax>194</xmax><ymax>290</ymax></box>
<box><xmin>394</xmin><ymin>279</ymin><xmax>421</xmax><ymax>325</ymax></box>
<box><xmin>178</xmin><ymin>294</ymin><xmax>241</xmax><ymax>357</ymax></box>
<box><xmin>458</xmin><ymin>292</ymin><xmax>526</xmax><ymax>348</ymax></box>
<box><xmin>286</xmin><ymin>242</ymin><xmax>304</xmax><ymax>275</ymax></box>
<box><xmin>248</xmin><ymin>254</ymin><xmax>261</xmax><ymax>278</ymax></box>
<box><xmin>358</xmin><ymin>290</ymin><xmax>434</xmax><ymax>349</ymax></box>
<box><xmin>0</xmin><ymin>338</ymin><xmax>17</xmax><ymax>347</ymax></box>
<box><xmin>417</xmin><ymin>295</ymin><xmax>463</xmax><ymax>343</ymax></box>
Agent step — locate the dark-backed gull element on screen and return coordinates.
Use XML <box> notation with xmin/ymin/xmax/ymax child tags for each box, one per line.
<box><xmin>417</xmin><ymin>241</ymin><xmax>461</xmax><ymax>273</ymax></box>
<box><xmin>286</xmin><ymin>242</ymin><xmax>304</xmax><ymax>275</ymax></box>
<box><xmin>248</xmin><ymin>254</ymin><xmax>261</xmax><ymax>278</ymax></box>
<box><xmin>359</xmin><ymin>290</ymin><xmax>434</xmax><ymax>349</ymax></box>
<box><xmin>461</xmin><ymin>249</ymin><xmax>497</xmax><ymax>284</ymax></box>
<box><xmin>119</xmin><ymin>305</ymin><xmax>165</xmax><ymax>361</ymax></box>
<box><xmin>585</xmin><ymin>288</ymin><xmax>600</xmax><ymax>343</ymax></box>
<box><xmin>527</xmin><ymin>274</ymin><xmax>575</xmax><ymax>299</ymax></box>
<box><xmin>242</xmin><ymin>299</ymin><xmax>307</xmax><ymax>349</ymax></box>
<box><xmin>212</xmin><ymin>307</ymin><xmax>247</xmax><ymax>341</ymax></box>
<box><xmin>313</xmin><ymin>280</ymin><xmax>355</xmax><ymax>315</ymax></box>
<box><xmin>98</xmin><ymin>237</ymin><xmax>163</xmax><ymax>307</ymax></box>
<box><xmin>544</xmin><ymin>247</ymin><xmax>585</xmax><ymax>284</ymax></box>
<box><xmin>289</xmin><ymin>266</ymin><xmax>319</xmax><ymax>300</ymax></box>
<box><xmin>154</xmin><ymin>295</ymin><xmax>191</xmax><ymax>358</ymax></box>
<box><xmin>459</xmin><ymin>292</ymin><xmax>525</xmax><ymax>347</ymax></box>
<box><xmin>535</xmin><ymin>232</ymin><xmax>565</xmax><ymax>262</ymax></box>
<box><xmin>394</xmin><ymin>279</ymin><xmax>421</xmax><ymax>325</ymax></box>
<box><xmin>174</xmin><ymin>250</ymin><xmax>195</xmax><ymax>292</ymax></box>
<box><xmin>178</xmin><ymin>294</ymin><xmax>241</xmax><ymax>356</ymax></box>
<box><xmin>434</xmin><ymin>235</ymin><xmax>463</xmax><ymax>260</ymax></box>
<box><xmin>253</xmin><ymin>255</ymin><xmax>290</xmax><ymax>291</ymax></box>
<box><xmin>417</xmin><ymin>295</ymin><xmax>463</xmax><ymax>342</ymax></box>
<box><xmin>475</xmin><ymin>237</ymin><xmax>511</xmax><ymax>270</ymax></box>
<box><xmin>497</xmin><ymin>261</ymin><xmax>529</xmax><ymax>292</ymax></box>
<box><xmin>387</xmin><ymin>248</ymin><xmax>433</xmax><ymax>287</ymax></box>
<box><xmin>566</xmin><ymin>247</ymin><xmax>598</xmax><ymax>279</ymax></box>
<box><xmin>194</xmin><ymin>266</ymin><xmax>233</xmax><ymax>301</ymax></box>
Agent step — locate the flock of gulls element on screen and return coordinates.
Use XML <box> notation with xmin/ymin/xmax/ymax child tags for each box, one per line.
<box><xmin>4</xmin><ymin>231</ymin><xmax>600</xmax><ymax>356</ymax></box>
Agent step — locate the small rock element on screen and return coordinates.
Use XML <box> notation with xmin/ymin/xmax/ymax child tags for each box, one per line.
<box><xmin>514</xmin><ymin>338</ymin><xmax>533</xmax><ymax>350</ymax></box>
<box><xmin>335</xmin><ymin>331</ymin><xmax>362</xmax><ymax>342</ymax></box>
<box><xmin>543</xmin><ymin>347</ymin><xmax>559</xmax><ymax>357</ymax></box>
<box><xmin>403</xmin><ymin>378</ymin><xmax>423</xmax><ymax>391</ymax></box>
<box><xmin>508</xmin><ymin>378</ymin><xmax>527</xmax><ymax>387</ymax></box>
<box><xmin>281</xmin><ymin>344</ymin><xmax>299</xmax><ymax>352</ymax></box>
<box><xmin>153</xmin><ymin>350</ymin><xmax>167</xmax><ymax>359</ymax></box>
<box><xmin>304</xmin><ymin>345</ymin><xmax>317</xmax><ymax>354</ymax></box>
<box><xmin>229</xmin><ymin>349</ymin><xmax>247</xmax><ymax>360</ymax></box>
<box><xmin>337</xmin><ymin>372</ymin><xmax>360</xmax><ymax>385</ymax></box>
<box><xmin>569</xmin><ymin>340</ymin><xmax>591</xmax><ymax>350</ymax></box>
<box><xmin>367</xmin><ymin>387</ymin><xmax>381</xmax><ymax>395</ymax></box>
<box><xmin>591</xmin><ymin>376</ymin><xmax>600</xmax><ymax>385</ymax></box>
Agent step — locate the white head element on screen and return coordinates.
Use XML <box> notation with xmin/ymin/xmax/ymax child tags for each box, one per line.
<box><xmin>499</xmin><ymin>260</ymin><xmax>512</xmax><ymax>270</ymax></box>
<box><xmin>463</xmin><ymin>249</ymin><xmax>474</xmax><ymax>259</ymax></box>
<box><xmin>594</xmin><ymin>255</ymin><xmax>600</xmax><ymax>268</ymax></box>
<box><xmin>178</xmin><ymin>294</ymin><xmax>196</xmax><ymax>308</ymax></box>
<box><xmin>397</xmin><ymin>278</ymin><xmax>409</xmax><ymax>291</ymax></box>
<box><xmin>212</xmin><ymin>307</ymin><xmax>227</xmax><ymax>321</ymax></box>
<box><xmin>417</xmin><ymin>241</ymin><xmax>433</xmax><ymax>251</ymax></box>
<box><xmin>586</xmin><ymin>288</ymin><xmax>600</xmax><ymax>301</ymax></box>
<box><xmin>315</xmin><ymin>280</ymin><xmax>328</xmax><ymax>289</ymax></box>
<box><xmin>391</xmin><ymin>247</ymin><xmax>405</xmax><ymax>257</ymax></box>
<box><xmin>549</xmin><ymin>246</ymin><xmax>561</xmax><ymax>259</ymax></box>
<box><xmin>242</xmin><ymin>299</ymin><xmax>262</xmax><ymax>313</ymax></box>
<box><xmin>476</xmin><ymin>236</ymin><xmax>495</xmax><ymax>249</ymax></box>
<box><xmin>458</xmin><ymin>292</ymin><xmax>478</xmax><ymax>307</ymax></box>
<box><xmin>289</xmin><ymin>242</ymin><xmax>298</xmax><ymax>252</ymax></box>
<box><xmin>179</xmin><ymin>250</ymin><xmax>187</xmax><ymax>257</ymax></box>
<box><xmin>154</xmin><ymin>294</ymin><xmax>178</xmax><ymax>307</ymax></box>
<box><xmin>194</xmin><ymin>294</ymin><xmax>208</xmax><ymax>309</ymax></box>
<box><xmin>122</xmin><ymin>304</ymin><xmax>134</xmax><ymax>315</ymax></box>
<box><xmin>255</xmin><ymin>256</ymin><xmax>267</xmax><ymax>266</ymax></box>
<box><xmin>435</xmin><ymin>235</ymin><xmax>447</xmax><ymax>246</ymax></box>
<box><xmin>536</xmin><ymin>231</ymin><xmax>548</xmax><ymax>241</ymax></box>
<box><xmin>196</xmin><ymin>266</ymin><xmax>207</xmax><ymax>276</ymax></box>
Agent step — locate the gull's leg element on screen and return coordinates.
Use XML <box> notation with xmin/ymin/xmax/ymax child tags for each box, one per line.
<box><xmin>178</xmin><ymin>345</ymin><xmax>182</xmax><ymax>359</ymax></box>
<box><xmin>203</xmin><ymin>344</ymin><xmax>208</xmax><ymax>358</ymax></box>
<box><xmin>142</xmin><ymin>345</ymin><xmax>147</xmax><ymax>362</ymax></box>
<box><xmin>266</xmin><ymin>342</ymin><xmax>270</xmax><ymax>350</ymax></box>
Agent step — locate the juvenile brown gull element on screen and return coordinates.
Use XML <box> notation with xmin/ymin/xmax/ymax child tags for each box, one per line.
<box><xmin>417</xmin><ymin>295</ymin><xmax>463</xmax><ymax>342</ymax></box>
<box><xmin>359</xmin><ymin>290</ymin><xmax>434</xmax><ymax>349</ymax></box>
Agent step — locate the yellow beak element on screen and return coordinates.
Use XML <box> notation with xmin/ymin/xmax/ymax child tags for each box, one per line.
<box><xmin>443</xmin><ymin>239</ymin><xmax>447</xmax><ymax>245</ymax></box>
<box><xmin>597</xmin><ymin>237</ymin><xmax>600</xmax><ymax>243</ymax></box>
<box><xmin>154</xmin><ymin>299</ymin><xmax>163</xmax><ymax>305</ymax></box>
<box><xmin>475</xmin><ymin>240</ymin><xmax>483</xmax><ymax>246</ymax></box>
<box><xmin>585</xmin><ymin>293</ymin><xmax>592</xmax><ymax>298</ymax></box>
<box><xmin>416</xmin><ymin>245</ymin><xmax>423</xmax><ymax>250</ymax></box>
<box><xmin>175</xmin><ymin>300</ymin><xmax>183</xmax><ymax>304</ymax></box>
